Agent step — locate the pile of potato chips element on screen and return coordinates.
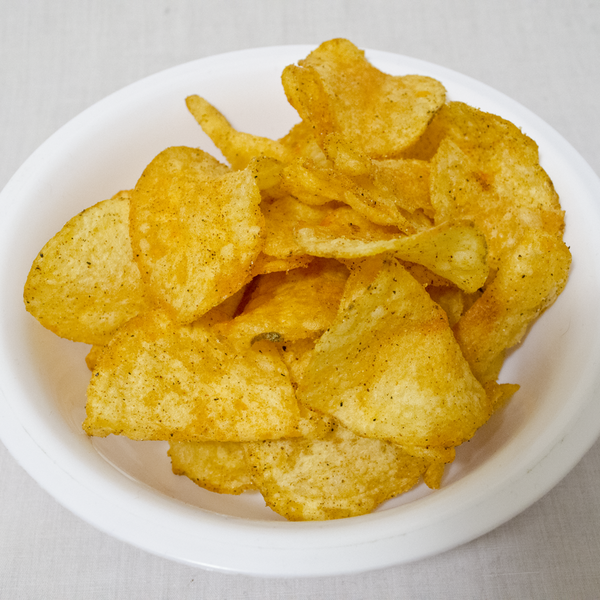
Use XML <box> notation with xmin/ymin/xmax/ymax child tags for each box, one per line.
<box><xmin>24</xmin><ymin>38</ymin><xmax>571</xmax><ymax>521</ymax></box>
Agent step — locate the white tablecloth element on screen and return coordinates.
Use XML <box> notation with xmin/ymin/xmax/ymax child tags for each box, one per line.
<box><xmin>1</xmin><ymin>1</ymin><xmax>599</xmax><ymax>597</ymax></box>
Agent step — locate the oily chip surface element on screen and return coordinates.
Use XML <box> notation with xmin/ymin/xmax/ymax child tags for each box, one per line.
<box><xmin>282</xmin><ymin>38</ymin><xmax>446</xmax><ymax>159</ymax></box>
<box><xmin>168</xmin><ymin>440</ymin><xmax>255</xmax><ymax>495</ymax></box>
<box><xmin>24</xmin><ymin>191</ymin><xmax>148</xmax><ymax>345</ymax></box>
<box><xmin>83</xmin><ymin>310</ymin><xmax>300</xmax><ymax>442</ymax></box>
<box><xmin>246</xmin><ymin>421</ymin><xmax>429</xmax><ymax>521</ymax></box>
<box><xmin>298</xmin><ymin>256</ymin><xmax>492</xmax><ymax>459</ymax></box>
<box><xmin>129</xmin><ymin>146</ymin><xmax>264</xmax><ymax>324</ymax></box>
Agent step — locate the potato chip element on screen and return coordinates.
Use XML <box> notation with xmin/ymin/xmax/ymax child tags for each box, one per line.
<box><xmin>261</xmin><ymin>196</ymin><xmax>335</xmax><ymax>259</ymax></box>
<box><xmin>280</xmin><ymin>158</ymin><xmax>345</xmax><ymax>206</ymax></box>
<box><xmin>426</xmin><ymin>285</ymin><xmax>468</xmax><ymax>327</ymax></box>
<box><xmin>296</xmin><ymin>220</ymin><xmax>489</xmax><ymax>293</ymax></box>
<box><xmin>85</xmin><ymin>345</ymin><xmax>104</xmax><ymax>371</ymax></box>
<box><xmin>298</xmin><ymin>256</ymin><xmax>492</xmax><ymax>457</ymax></box>
<box><xmin>83</xmin><ymin>310</ymin><xmax>300</xmax><ymax>441</ymax></box>
<box><xmin>282</xmin><ymin>38</ymin><xmax>446</xmax><ymax>159</ymax></box>
<box><xmin>276</xmin><ymin>337</ymin><xmax>317</xmax><ymax>388</ymax></box>
<box><xmin>316</xmin><ymin>205</ymin><xmax>401</xmax><ymax>242</ymax></box>
<box><xmin>250</xmin><ymin>252</ymin><xmax>313</xmax><ymax>277</ymax></box>
<box><xmin>216</xmin><ymin>258</ymin><xmax>349</xmax><ymax>345</ymax></box>
<box><xmin>430</xmin><ymin>131</ymin><xmax>564</xmax><ymax>267</ymax></box>
<box><xmin>483</xmin><ymin>380</ymin><xmax>520</xmax><ymax>412</ymax></box>
<box><xmin>418</xmin><ymin>102</ymin><xmax>572</xmax><ymax>380</ymax></box>
<box><xmin>24</xmin><ymin>190</ymin><xmax>148</xmax><ymax>345</ymax></box>
<box><xmin>168</xmin><ymin>440</ymin><xmax>255</xmax><ymax>495</ymax></box>
<box><xmin>129</xmin><ymin>146</ymin><xmax>264</xmax><ymax>323</ymax></box>
<box><xmin>186</xmin><ymin>95</ymin><xmax>290</xmax><ymax>169</ymax></box>
<box><xmin>278</xmin><ymin>119</ymin><xmax>322</xmax><ymax>161</ymax></box>
<box><xmin>246</xmin><ymin>421</ymin><xmax>429</xmax><ymax>521</ymax></box>
<box><xmin>453</xmin><ymin>228</ymin><xmax>572</xmax><ymax>382</ymax></box>
<box><xmin>282</xmin><ymin>154</ymin><xmax>432</xmax><ymax>232</ymax></box>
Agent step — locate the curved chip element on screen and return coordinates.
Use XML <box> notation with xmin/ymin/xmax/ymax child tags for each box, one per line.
<box><xmin>246</xmin><ymin>421</ymin><xmax>429</xmax><ymax>521</ymax></box>
<box><xmin>168</xmin><ymin>440</ymin><xmax>255</xmax><ymax>495</ymax></box>
<box><xmin>83</xmin><ymin>310</ymin><xmax>300</xmax><ymax>442</ymax></box>
<box><xmin>296</xmin><ymin>220</ymin><xmax>489</xmax><ymax>293</ymax></box>
<box><xmin>186</xmin><ymin>95</ymin><xmax>290</xmax><ymax>169</ymax></box>
<box><xmin>217</xmin><ymin>258</ymin><xmax>349</xmax><ymax>345</ymax></box>
<box><xmin>453</xmin><ymin>228</ymin><xmax>572</xmax><ymax>382</ymax></box>
<box><xmin>24</xmin><ymin>190</ymin><xmax>148</xmax><ymax>345</ymax></box>
<box><xmin>261</xmin><ymin>196</ymin><xmax>334</xmax><ymax>259</ymax></box>
<box><xmin>282</xmin><ymin>38</ymin><xmax>446</xmax><ymax>159</ymax></box>
<box><xmin>297</xmin><ymin>256</ymin><xmax>492</xmax><ymax>456</ymax></box>
<box><xmin>129</xmin><ymin>146</ymin><xmax>264</xmax><ymax>324</ymax></box>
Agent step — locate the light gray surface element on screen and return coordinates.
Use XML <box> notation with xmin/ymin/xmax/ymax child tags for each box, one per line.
<box><xmin>1</xmin><ymin>0</ymin><xmax>599</xmax><ymax>597</ymax></box>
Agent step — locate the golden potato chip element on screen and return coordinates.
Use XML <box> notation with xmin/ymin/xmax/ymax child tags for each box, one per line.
<box><xmin>296</xmin><ymin>220</ymin><xmax>489</xmax><ymax>293</ymax></box>
<box><xmin>168</xmin><ymin>440</ymin><xmax>255</xmax><ymax>495</ymax></box>
<box><xmin>453</xmin><ymin>228</ymin><xmax>572</xmax><ymax>382</ymax></box>
<box><xmin>297</xmin><ymin>256</ymin><xmax>492</xmax><ymax>457</ymax></box>
<box><xmin>278</xmin><ymin>119</ymin><xmax>321</xmax><ymax>160</ymax></box>
<box><xmin>335</xmin><ymin>255</ymin><xmax>386</xmax><ymax>313</ymax></box>
<box><xmin>399</xmin><ymin>261</ymin><xmax>456</xmax><ymax>288</ymax></box>
<box><xmin>85</xmin><ymin>345</ymin><xmax>104</xmax><ymax>371</ymax></box>
<box><xmin>24</xmin><ymin>190</ymin><xmax>148</xmax><ymax>345</ymax></box>
<box><xmin>197</xmin><ymin>284</ymin><xmax>247</xmax><ymax>324</ymax></box>
<box><xmin>423</xmin><ymin>102</ymin><xmax>571</xmax><ymax>381</ymax></box>
<box><xmin>429</xmin><ymin>103</ymin><xmax>565</xmax><ymax>263</ymax></box>
<box><xmin>368</xmin><ymin>158</ymin><xmax>433</xmax><ymax>220</ymax></box>
<box><xmin>186</xmin><ymin>95</ymin><xmax>290</xmax><ymax>169</ymax></box>
<box><xmin>129</xmin><ymin>146</ymin><xmax>264</xmax><ymax>323</ymax></box>
<box><xmin>282</xmin><ymin>154</ymin><xmax>432</xmax><ymax>232</ymax></box>
<box><xmin>246</xmin><ymin>421</ymin><xmax>429</xmax><ymax>521</ymax></box>
<box><xmin>168</xmin><ymin>400</ymin><xmax>334</xmax><ymax>498</ymax></box>
<box><xmin>483</xmin><ymin>380</ymin><xmax>521</xmax><ymax>412</ymax></box>
<box><xmin>280</xmin><ymin>158</ymin><xmax>344</xmax><ymax>206</ymax></box>
<box><xmin>83</xmin><ymin>310</ymin><xmax>300</xmax><ymax>441</ymax></box>
<box><xmin>294</xmin><ymin>399</ymin><xmax>338</xmax><ymax>439</ymax></box>
<box><xmin>426</xmin><ymin>285</ymin><xmax>467</xmax><ymax>327</ymax></box>
<box><xmin>250</xmin><ymin>252</ymin><xmax>314</xmax><ymax>277</ymax></box>
<box><xmin>276</xmin><ymin>337</ymin><xmax>317</xmax><ymax>387</ymax></box>
<box><xmin>246</xmin><ymin>156</ymin><xmax>288</xmax><ymax>201</ymax></box>
<box><xmin>261</xmin><ymin>196</ymin><xmax>334</xmax><ymax>259</ymax></box>
<box><xmin>422</xmin><ymin>461</ymin><xmax>446</xmax><ymax>490</ymax></box>
<box><xmin>216</xmin><ymin>258</ymin><xmax>349</xmax><ymax>345</ymax></box>
<box><xmin>282</xmin><ymin>38</ymin><xmax>446</xmax><ymax>159</ymax></box>
<box><xmin>311</xmin><ymin>206</ymin><xmax>403</xmax><ymax>247</ymax></box>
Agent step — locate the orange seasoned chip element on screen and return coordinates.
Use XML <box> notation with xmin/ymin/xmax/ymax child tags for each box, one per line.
<box><xmin>454</xmin><ymin>228</ymin><xmax>571</xmax><ymax>382</ymax></box>
<box><xmin>83</xmin><ymin>310</ymin><xmax>300</xmax><ymax>442</ymax></box>
<box><xmin>129</xmin><ymin>146</ymin><xmax>264</xmax><ymax>323</ymax></box>
<box><xmin>282</xmin><ymin>38</ymin><xmax>446</xmax><ymax>159</ymax></box>
<box><xmin>296</xmin><ymin>220</ymin><xmax>489</xmax><ymax>293</ymax></box>
<box><xmin>429</xmin><ymin>103</ymin><xmax>565</xmax><ymax>263</ymax></box>
<box><xmin>425</xmin><ymin>102</ymin><xmax>571</xmax><ymax>381</ymax></box>
<box><xmin>217</xmin><ymin>258</ymin><xmax>349</xmax><ymax>345</ymax></box>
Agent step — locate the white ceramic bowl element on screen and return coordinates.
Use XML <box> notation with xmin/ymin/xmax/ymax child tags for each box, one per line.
<box><xmin>1</xmin><ymin>46</ymin><xmax>600</xmax><ymax>578</ymax></box>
